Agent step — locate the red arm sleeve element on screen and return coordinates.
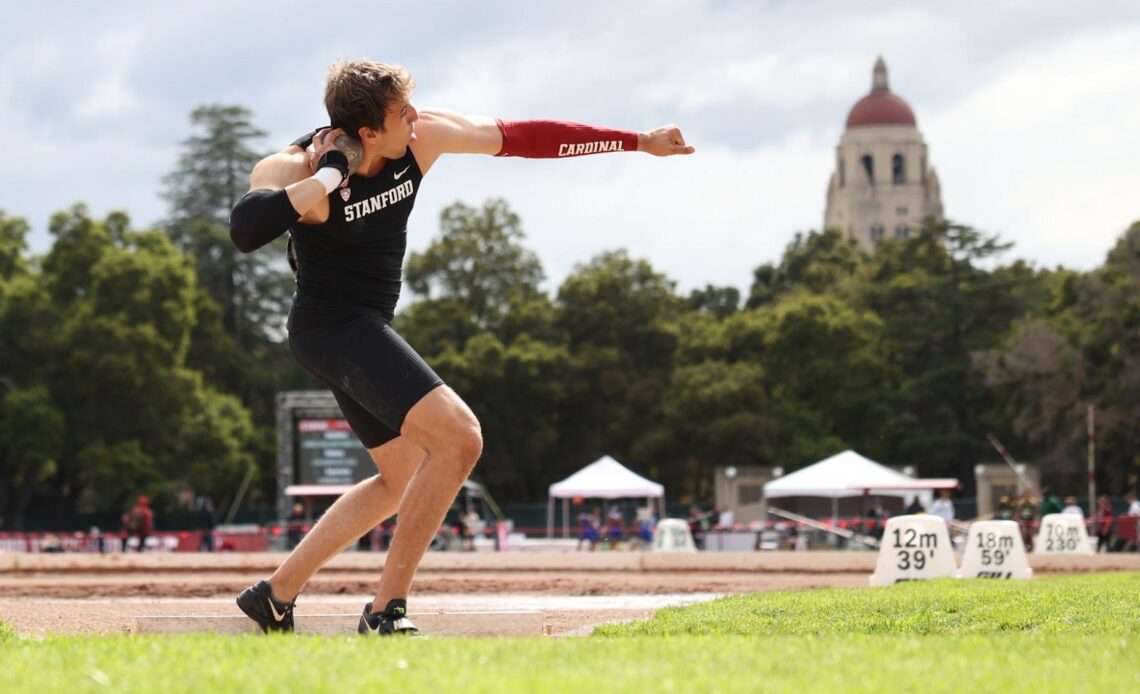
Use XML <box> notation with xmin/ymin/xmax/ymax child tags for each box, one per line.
<box><xmin>495</xmin><ymin>119</ymin><xmax>639</xmax><ymax>158</ymax></box>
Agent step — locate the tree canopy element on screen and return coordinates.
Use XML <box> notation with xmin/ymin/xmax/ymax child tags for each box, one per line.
<box><xmin>3</xmin><ymin>103</ymin><xmax>1138</xmax><ymax>528</ymax></box>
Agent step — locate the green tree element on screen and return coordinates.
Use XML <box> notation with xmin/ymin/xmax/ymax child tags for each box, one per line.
<box><xmin>0</xmin><ymin>206</ymin><xmax>259</xmax><ymax>526</ymax></box>
<box><xmin>747</xmin><ymin>229</ymin><xmax>866</xmax><ymax>308</ymax></box>
<box><xmin>0</xmin><ymin>387</ymin><xmax>63</xmax><ymax>529</ymax></box>
<box><xmin>988</xmin><ymin>222</ymin><xmax>1140</xmax><ymax>494</ymax></box>
<box><xmin>432</xmin><ymin>334</ymin><xmax>569</xmax><ymax>500</ymax></box>
<box><xmin>398</xmin><ymin>199</ymin><xmax>564</xmax><ymax>500</ymax></box>
<box><xmin>555</xmin><ymin>250</ymin><xmax>680</xmax><ymax>479</ymax></box>
<box><xmin>405</xmin><ymin>199</ymin><xmax>545</xmax><ymax>333</ymax></box>
<box><xmin>161</xmin><ymin>105</ymin><xmax>290</xmax><ymax>339</ymax></box>
<box><xmin>162</xmin><ymin>106</ymin><xmax>313</xmax><ymax>507</ymax></box>
<box><xmin>856</xmin><ymin>220</ymin><xmax>1038</xmax><ymax>487</ymax></box>
<box><xmin>759</xmin><ymin>292</ymin><xmax>890</xmax><ymax>463</ymax></box>
<box><xmin>685</xmin><ymin>284</ymin><xmax>740</xmax><ymax>319</ymax></box>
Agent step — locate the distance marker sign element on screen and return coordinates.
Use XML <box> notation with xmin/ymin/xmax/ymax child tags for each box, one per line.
<box><xmin>1034</xmin><ymin>513</ymin><xmax>1094</xmax><ymax>555</ymax></box>
<box><xmin>957</xmin><ymin>520</ymin><xmax>1032</xmax><ymax>580</ymax></box>
<box><xmin>869</xmin><ymin>515</ymin><xmax>956</xmax><ymax>586</ymax></box>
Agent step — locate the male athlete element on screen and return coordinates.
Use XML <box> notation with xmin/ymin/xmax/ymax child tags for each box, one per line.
<box><xmin>231</xmin><ymin>59</ymin><xmax>693</xmax><ymax>636</ymax></box>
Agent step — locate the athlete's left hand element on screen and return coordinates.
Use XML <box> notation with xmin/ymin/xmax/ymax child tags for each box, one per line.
<box><xmin>638</xmin><ymin>125</ymin><xmax>695</xmax><ymax>156</ymax></box>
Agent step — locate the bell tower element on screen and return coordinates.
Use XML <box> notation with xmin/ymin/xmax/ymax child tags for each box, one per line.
<box><xmin>824</xmin><ymin>57</ymin><xmax>943</xmax><ymax>249</ymax></box>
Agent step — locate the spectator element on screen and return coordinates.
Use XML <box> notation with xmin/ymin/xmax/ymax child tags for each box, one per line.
<box><xmin>865</xmin><ymin>500</ymin><xmax>886</xmax><ymax>540</ymax></box>
<box><xmin>89</xmin><ymin>526</ymin><xmax>105</xmax><ymax>554</ymax></box>
<box><xmin>41</xmin><ymin>533</ymin><xmax>64</xmax><ymax>553</ymax></box>
<box><xmin>375</xmin><ymin>520</ymin><xmax>395</xmax><ymax>552</ymax></box>
<box><xmin>1039</xmin><ymin>487</ymin><xmax>1064</xmax><ymax>516</ymax></box>
<box><xmin>688</xmin><ymin>505</ymin><xmax>710</xmax><ymax>550</ymax></box>
<box><xmin>996</xmin><ymin>495</ymin><xmax>1015</xmax><ymax>520</ymax></box>
<box><xmin>1062</xmin><ymin>496</ymin><xmax>1084</xmax><ymax>517</ymax></box>
<box><xmin>905</xmin><ymin>496</ymin><xmax>925</xmax><ymax>515</ymax></box>
<box><xmin>929</xmin><ymin>491</ymin><xmax>955</xmax><ymax>523</ymax></box>
<box><xmin>1095</xmin><ymin>495</ymin><xmax>1114</xmax><ymax>553</ymax></box>
<box><xmin>462</xmin><ymin>508</ymin><xmax>481</xmax><ymax>552</ymax></box>
<box><xmin>1016</xmin><ymin>492</ymin><xmax>1039</xmax><ymax>552</ymax></box>
<box><xmin>577</xmin><ymin>508</ymin><xmax>600</xmax><ymax>551</ymax></box>
<box><xmin>286</xmin><ymin>503</ymin><xmax>306</xmax><ymax>550</ymax></box>
<box><xmin>629</xmin><ymin>507</ymin><xmax>656</xmax><ymax>551</ymax></box>
<box><xmin>129</xmin><ymin>496</ymin><xmax>155</xmax><ymax>552</ymax></box>
<box><xmin>1126</xmin><ymin>492</ymin><xmax>1140</xmax><ymax>517</ymax></box>
<box><xmin>786</xmin><ymin>523</ymin><xmax>810</xmax><ymax>551</ymax></box>
<box><xmin>717</xmin><ymin>507</ymin><xmax>735</xmax><ymax>530</ymax></box>
<box><xmin>196</xmin><ymin>496</ymin><xmax>216</xmax><ymax>552</ymax></box>
<box><xmin>604</xmin><ymin>505</ymin><xmax>625</xmax><ymax>547</ymax></box>
<box><xmin>119</xmin><ymin>513</ymin><xmax>132</xmax><ymax>552</ymax></box>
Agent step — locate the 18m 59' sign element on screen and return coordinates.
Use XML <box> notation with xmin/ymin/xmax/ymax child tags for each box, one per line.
<box><xmin>297</xmin><ymin>419</ymin><xmax>371</xmax><ymax>485</ymax></box>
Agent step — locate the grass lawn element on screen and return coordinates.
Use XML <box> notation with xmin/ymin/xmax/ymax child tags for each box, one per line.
<box><xmin>1</xmin><ymin>573</ymin><xmax>1137</xmax><ymax>693</ymax></box>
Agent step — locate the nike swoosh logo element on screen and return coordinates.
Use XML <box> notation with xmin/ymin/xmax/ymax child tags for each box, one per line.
<box><xmin>393</xmin><ymin>165</ymin><xmax>411</xmax><ymax>180</ymax></box>
<box><xmin>267</xmin><ymin>597</ymin><xmax>287</xmax><ymax>622</ymax></box>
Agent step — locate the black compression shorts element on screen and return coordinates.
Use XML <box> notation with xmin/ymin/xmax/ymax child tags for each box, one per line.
<box><xmin>288</xmin><ymin>301</ymin><xmax>444</xmax><ymax>448</ymax></box>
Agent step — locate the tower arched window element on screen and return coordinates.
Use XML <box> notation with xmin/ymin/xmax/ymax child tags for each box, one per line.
<box><xmin>839</xmin><ymin>157</ymin><xmax>845</xmax><ymax>187</ymax></box>
<box><xmin>861</xmin><ymin>155</ymin><xmax>874</xmax><ymax>184</ymax></box>
<box><xmin>892</xmin><ymin>154</ymin><xmax>905</xmax><ymax>184</ymax></box>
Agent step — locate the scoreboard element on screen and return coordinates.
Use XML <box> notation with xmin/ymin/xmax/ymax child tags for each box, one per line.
<box><xmin>296</xmin><ymin>418</ymin><xmax>372</xmax><ymax>485</ymax></box>
<box><xmin>277</xmin><ymin>391</ymin><xmax>379</xmax><ymax>519</ymax></box>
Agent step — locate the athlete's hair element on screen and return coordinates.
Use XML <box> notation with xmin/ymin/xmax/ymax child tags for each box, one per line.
<box><xmin>325</xmin><ymin>59</ymin><xmax>415</xmax><ymax>136</ymax></box>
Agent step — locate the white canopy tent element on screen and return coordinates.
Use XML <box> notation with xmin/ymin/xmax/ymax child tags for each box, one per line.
<box><xmin>546</xmin><ymin>455</ymin><xmax>666</xmax><ymax>538</ymax></box>
<box><xmin>764</xmin><ymin>449</ymin><xmax>957</xmax><ymax>520</ymax></box>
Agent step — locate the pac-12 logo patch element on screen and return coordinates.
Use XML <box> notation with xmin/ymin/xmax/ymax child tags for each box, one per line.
<box><xmin>340</xmin><ymin>188</ymin><xmax>352</xmax><ymax>202</ymax></box>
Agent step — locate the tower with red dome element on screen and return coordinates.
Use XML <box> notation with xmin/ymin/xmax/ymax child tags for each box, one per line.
<box><xmin>824</xmin><ymin>57</ymin><xmax>943</xmax><ymax>249</ymax></box>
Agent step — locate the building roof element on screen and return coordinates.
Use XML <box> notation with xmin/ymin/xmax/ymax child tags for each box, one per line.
<box><xmin>845</xmin><ymin>56</ymin><xmax>917</xmax><ymax>129</ymax></box>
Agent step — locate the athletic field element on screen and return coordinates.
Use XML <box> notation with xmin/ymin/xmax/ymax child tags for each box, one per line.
<box><xmin>0</xmin><ymin>553</ymin><xmax>1137</xmax><ymax>692</ymax></box>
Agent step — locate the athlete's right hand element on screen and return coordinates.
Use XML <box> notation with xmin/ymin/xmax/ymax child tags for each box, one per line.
<box><xmin>309</xmin><ymin>128</ymin><xmax>364</xmax><ymax>179</ymax></box>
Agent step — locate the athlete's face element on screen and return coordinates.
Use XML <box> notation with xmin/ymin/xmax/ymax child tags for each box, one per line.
<box><xmin>382</xmin><ymin>96</ymin><xmax>418</xmax><ymax>150</ymax></box>
<box><xmin>357</xmin><ymin>94</ymin><xmax>417</xmax><ymax>162</ymax></box>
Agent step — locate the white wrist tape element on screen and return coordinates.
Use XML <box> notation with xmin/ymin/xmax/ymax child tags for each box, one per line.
<box><xmin>313</xmin><ymin>167</ymin><xmax>344</xmax><ymax>194</ymax></box>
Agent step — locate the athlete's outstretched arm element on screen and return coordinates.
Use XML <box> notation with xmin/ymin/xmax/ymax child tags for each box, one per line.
<box><xmin>411</xmin><ymin>108</ymin><xmax>693</xmax><ymax>173</ymax></box>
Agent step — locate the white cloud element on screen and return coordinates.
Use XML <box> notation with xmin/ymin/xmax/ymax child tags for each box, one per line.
<box><xmin>927</xmin><ymin>26</ymin><xmax>1140</xmax><ymax>267</ymax></box>
<box><xmin>3</xmin><ymin>0</ymin><xmax>1140</xmax><ymax>292</ymax></box>
<box><xmin>642</xmin><ymin>54</ymin><xmax>865</xmax><ymax>110</ymax></box>
<box><xmin>76</xmin><ymin>76</ymin><xmax>138</xmax><ymax>119</ymax></box>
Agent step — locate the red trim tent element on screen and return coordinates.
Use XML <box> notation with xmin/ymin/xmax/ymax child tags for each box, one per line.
<box><xmin>763</xmin><ymin>450</ymin><xmax>958</xmax><ymax>520</ymax></box>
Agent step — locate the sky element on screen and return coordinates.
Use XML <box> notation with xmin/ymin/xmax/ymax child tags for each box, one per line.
<box><xmin>4</xmin><ymin>0</ymin><xmax>1140</xmax><ymax>296</ymax></box>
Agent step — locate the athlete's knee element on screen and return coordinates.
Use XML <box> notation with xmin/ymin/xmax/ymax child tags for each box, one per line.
<box><xmin>403</xmin><ymin>388</ymin><xmax>482</xmax><ymax>468</ymax></box>
<box><xmin>439</xmin><ymin>413</ymin><xmax>482</xmax><ymax>470</ymax></box>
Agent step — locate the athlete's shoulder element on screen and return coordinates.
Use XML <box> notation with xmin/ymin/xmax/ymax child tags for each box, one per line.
<box><xmin>410</xmin><ymin>108</ymin><xmax>501</xmax><ymax>171</ymax></box>
<box><xmin>417</xmin><ymin>108</ymin><xmax>497</xmax><ymax>133</ymax></box>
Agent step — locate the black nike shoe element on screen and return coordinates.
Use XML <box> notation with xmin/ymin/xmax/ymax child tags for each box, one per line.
<box><xmin>236</xmin><ymin>580</ymin><xmax>295</xmax><ymax>633</ymax></box>
<box><xmin>358</xmin><ymin>598</ymin><xmax>419</xmax><ymax>636</ymax></box>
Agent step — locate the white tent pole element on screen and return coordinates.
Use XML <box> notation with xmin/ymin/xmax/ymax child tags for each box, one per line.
<box><xmin>831</xmin><ymin>496</ymin><xmax>838</xmax><ymax>525</ymax></box>
<box><xmin>562</xmin><ymin>498</ymin><xmax>569</xmax><ymax>538</ymax></box>
<box><xmin>547</xmin><ymin>496</ymin><xmax>554</xmax><ymax>538</ymax></box>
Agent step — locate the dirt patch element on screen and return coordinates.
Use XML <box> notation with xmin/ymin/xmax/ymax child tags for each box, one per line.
<box><xmin>1</xmin><ymin>551</ymin><xmax>1133</xmax><ymax>637</ymax></box>
<box><xmin>0</xmin><ymin>562</ymin><xmax>866</xmax><ymax>637</ymax></box>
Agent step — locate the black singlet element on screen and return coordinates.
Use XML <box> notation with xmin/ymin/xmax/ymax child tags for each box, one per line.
<box><xmin>287</xmin><ymin>146</ymin><xmax>423</xmax><ymax>328</ymax></box>
<box><xmin>283</xmin><ymin>138</ymin><xmax>442</xmax><ymax>447</ymax></box>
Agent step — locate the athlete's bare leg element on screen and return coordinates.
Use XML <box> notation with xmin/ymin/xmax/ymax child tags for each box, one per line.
<box><xmin>371</xmin><ymin>385</ymin><xmax>481</xmax><ymax>610</ymax></box>
<box><xmin>268</xmin><ymin>436</ymin><xmax>424</xmax><ymax>602</ymax></box>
